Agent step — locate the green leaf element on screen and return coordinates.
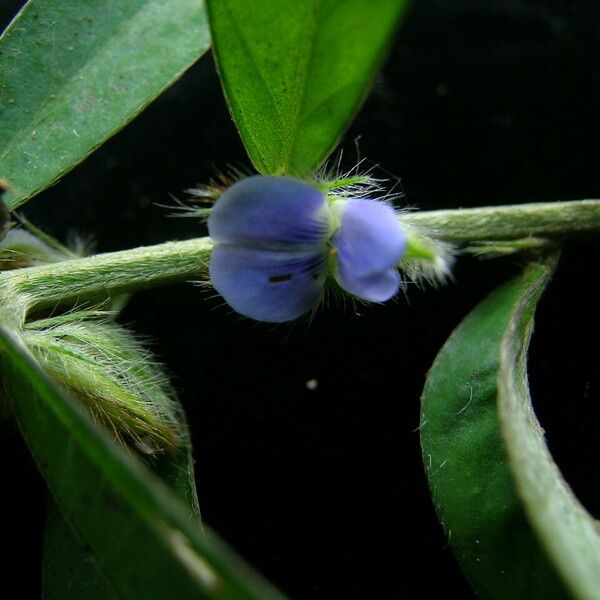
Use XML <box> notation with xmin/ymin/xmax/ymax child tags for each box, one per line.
<box><xmin>498</xmin><ymin>262</ymin><xmax>600</xmax><ymax>599</ymax></box>
<box><xmin>420</xmin><ymin>256</ymin><xmax>572</xmax><ymax>598</ymax></box>
<box><xmin>206</xmin><ymin>0</ymin><xmax>409</xmax><ymax>177</ymax></box>
<box><xmin>42</xmin><ymin>394</ymin><xmax>201</xmax><ymax>600</ymax></box>
<box><xmin>42</xmin><ymin>427</ymin><xmax>200</xmax><ymax>600</ymax></box>
<box><xmin>0</xmin><ymin>325</ymin><xmax>288</xmax><ymax>600</ymax></box>
<box><xmin>42</xmin><ymin>432</ymin><xmax>200</xmax><ymax>600</ymax></box>
<box><xmin>43</xmin><ymin>502</ymin><xmax>118</xmax><ymax>600</ymax></box>
<box><xmin>0</xmin><ymin>0</ymin><xmax>210</xmax><ymax>210</ymax></box>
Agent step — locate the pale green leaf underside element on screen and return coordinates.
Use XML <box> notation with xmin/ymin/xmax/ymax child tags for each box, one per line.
<box><xmin>207</xmin><ymin>0</ymin><xmax>409</xmax><ymax>177</ymax></box>
<box><xmin>0</xmin><ymin>0</ymin><xmax>210</xmax><ymax>209</ymax></box>
<box><xmin>0</xmin><ymin>326</ymin><xmax>287</xmax><ymax>600</ymax></box>
<box><xmin>420</xmin><ymin>256</ymin><xmax>596</xmax><ymax>598</ymax></box>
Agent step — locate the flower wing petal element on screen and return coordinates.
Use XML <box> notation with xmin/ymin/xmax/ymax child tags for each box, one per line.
<box><xmin>210</xmin><ymin>246</ymin><xmax>327</xmax><ymax>322</ymax></box>
<box><xmin>332</xmin><ymin>199</ymin><xmax>406</xmax><ymax>277</ymax></box>
<box><xmin>336</xmin><ymin>265</ymin><xmax>400</xmax><ymax>302</ymax></box>
<box><xmin>208</xmin><ymin>176</ymin><xmax>331</xmax><ymax>248</ymax></box>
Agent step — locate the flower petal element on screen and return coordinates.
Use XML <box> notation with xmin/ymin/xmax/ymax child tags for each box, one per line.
<box><xmin>208</xmin><ymin>176</ymin><xmax>331</xmax><ymax>249</ymax></box>
<box><xmin>336</xmin><ymin>265</ymin><xmax>400</xmax><ymax>302</ymax></box>
<box><xmin>210</xmin><ymin>245</ymin><xmax>327</xmax><ymax>322</ymax></box>
<box><xmin>331</xmin><ymin>198</ymin><xmax>406</xmax><ymax>277</ymax></box>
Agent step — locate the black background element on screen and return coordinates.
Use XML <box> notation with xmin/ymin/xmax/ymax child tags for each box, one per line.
<box><xmin>2</xmin><ymin>1</ymin><xmax>600</xmax><ymax>598</ymax></box>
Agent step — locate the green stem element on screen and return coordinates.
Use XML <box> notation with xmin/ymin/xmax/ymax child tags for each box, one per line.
<box><xmin>401</xmin><ymin>199</ymin><xmax>600</xmax><ymax>242</ymax></box>
<box><xmin>0</xmin><ymin>238</ymin><xmax>212</xmax><ymax>325</ymax></box>
<box><xmin>1</xmin><ymin>199</ymin><xmax>599</xmax><ymax>323</ymax></box>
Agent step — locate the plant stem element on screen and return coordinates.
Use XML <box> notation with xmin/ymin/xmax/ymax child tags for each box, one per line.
<box><xmin>400</xmin><ymin>199</ymin><xmax>600</xmax><ymax>242</ymax></box>
<box><xmin>1</xmin><ymin>199</ymin><xmax>598</xmax><ymax>322</ymax></box>
<box><xmin>0</xmin><ymin>238</ymin><xmax>212</xmax><ymax>324</ymax></box>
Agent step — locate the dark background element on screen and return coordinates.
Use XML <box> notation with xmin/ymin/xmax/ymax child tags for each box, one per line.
<box><xmin>2</xmin><ymin>1</ymin><xmax>600</xmax><ymax>598</ymax></box>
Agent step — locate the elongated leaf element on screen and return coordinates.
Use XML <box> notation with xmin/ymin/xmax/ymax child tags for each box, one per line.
<box><xmin>43</xmin><ymin>429</ymin><xmax>201</xmax><ymax>600</ymax></box>
<box><xmin>420</xmin><ymin>257</ymin><xmax>569</xmax><ymax>598</ymax></box>
<box><xmin>498</xmin><ymin>263</ymin><xmax>600</xmax><ymax>599</ymax></box>
<box><xmin>42</xmin><ymin>401</ymin><xmax>201</xmax><ymax>600</ymax></box>
<box><xmin>0</xmin><ymin>326</ymin><xmax>288</xmax><ymax>600</ymax></box>
<box><xmin>43</xmin><ymin>502</ymin><xmax>118</xmax><ymax>600</ymax></box>
<box><xmin>0</xmin><ymin>0</ymin><xmax>209</xmax><ymax>210</ymax></box>
<box><xmin>207</xmin><ymin>0</ymin><xmax>409</xmax><ymax>177</ymax></box>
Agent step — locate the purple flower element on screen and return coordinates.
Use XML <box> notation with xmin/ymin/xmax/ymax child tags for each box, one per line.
<box><xmin>208</xmin><ymin>175</ymin><xmax>406</xmax><ymax>322</ymax></box>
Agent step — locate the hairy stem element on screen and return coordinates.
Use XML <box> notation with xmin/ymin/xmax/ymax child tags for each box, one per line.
<box><xmin>401</xmin><ymin>199</ymin><xmax>600</xmax><ymax>242</ymax></box>
<box><xmin>1</xmin><ymin>199</ymin><xmax>598</xmax><ymax>323</ymax></box>
<box><xmin>0</xmin><ymin>238</ymin><xmax>212</xmax><ymax>325</ymax></box>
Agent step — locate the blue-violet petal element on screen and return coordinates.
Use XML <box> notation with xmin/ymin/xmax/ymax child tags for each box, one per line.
<box><xmin>208</xmin><ymin>176</ymin><xmax>331</xmax><ymax>249</ymax></box>
<box><xmin>336</xmin><ymin>264</ymin><xmax>400</xmax><ymax>302</ymax></box>
<box><xmin>210</xmin><ymin>246</ymin><xmax>327</xmax><ymax>322</ymax></box>
<box><xmin>331</xmin><ymin>198</ymin><xmax>406</xmax><ymax>278</ymax></box>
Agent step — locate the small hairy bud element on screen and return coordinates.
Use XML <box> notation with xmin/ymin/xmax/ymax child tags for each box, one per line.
<box><xmin>23</xmin><ymin>311</ymin><xmax>182</xmax><ymax>453</ymax></box>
